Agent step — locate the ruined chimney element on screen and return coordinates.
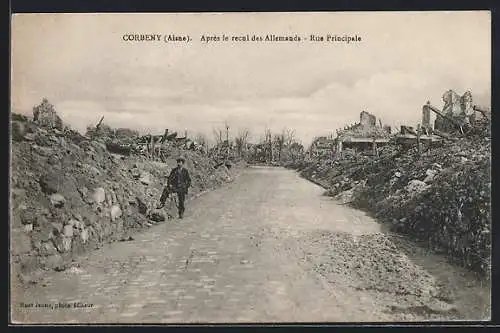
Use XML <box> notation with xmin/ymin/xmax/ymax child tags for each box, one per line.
<box><xmin>422</xmin><ymin>102</ymin><xmax>431</xmax><ymax>129</ymax></box>
<box><xmin>360</xmin><ymin>111</ymin><xmax>376</xmax><ymax>128</ymax></box>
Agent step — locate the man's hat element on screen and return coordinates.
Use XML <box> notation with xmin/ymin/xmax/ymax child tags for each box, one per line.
<box><xmin>176</xmin><ymin>156</ymin><xmax>186</xmax><ymax>162</ymax></box>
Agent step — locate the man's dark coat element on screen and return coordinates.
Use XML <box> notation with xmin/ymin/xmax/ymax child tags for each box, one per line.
<box><xmin>167</xmin><ymin>166</ymin><xmax>191</xmax><ymax>194</ymax></box>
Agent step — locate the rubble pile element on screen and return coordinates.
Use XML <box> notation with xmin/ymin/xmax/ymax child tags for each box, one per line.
<box><xmin>10</xmin><ymin>111</ymin><xmax>244</xmax><ymax>279</ymax></box>
<box><xmin>295</xmin><ymin>90</ymin><xmax>491</xmax><ymax>276</ymax></box>
<box><xmin>298</xmin><ymin>137</ymin><xmax>491</xmax><ymax>276</ymax></box>
<box><xmin>337</xmin><ymin>123</ymin><xmax>391</xmax><ymax>140</ymax></box>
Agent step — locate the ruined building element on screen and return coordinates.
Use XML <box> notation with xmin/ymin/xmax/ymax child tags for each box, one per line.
<box><xmin>422</xmin><ymin>90</ymin><xmax>490</xmax><ymax>135</ymax></box>
<box><xmin>32</xmin><ymin>98</ymin><xmax>63</xmax><ymax>131</ymax></box>
<box><xmin>335</xmin><ymin>111</ymin><xmax>391</xmax><ymax>157</ymax></box>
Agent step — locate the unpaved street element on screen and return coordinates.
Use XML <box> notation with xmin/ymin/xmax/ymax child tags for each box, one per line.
<box><xmin>12</xmin><ymin>167</ymin><xmax>490</xmax><ymax>323</ymax></box>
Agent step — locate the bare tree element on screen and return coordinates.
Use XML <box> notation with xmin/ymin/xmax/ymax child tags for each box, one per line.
<box><xmin>264</xmin><ymin>127</ymin><xmax>273</xmax><ymax>163</ymax></box>
<box><xmin>212</xmin><ymin>127</ymin><xmax>223</xmax><ymax>144</ymax></box>
<box><xmin>211</xmin><ymin>127</ymin><xmax>223</xmax><ymax>159</ymax></box>
<box><xmin>235</xmin><ymin>128</ymin><xmax>250</xmax><ymax>158</ymax></box>
<box><xmin>283</xmin><ymin>127</ymin><xmax>296</xmax><ymax>147</ymax></box>
<box><xmin>224</xmin><ymin>121</ymin><xmax>230</xmax><ymax>158</ymax></box>
<box><xmin>274</xmin><ymin>133</ymin><xmax>285</xmax><ymax>162</ymax></box>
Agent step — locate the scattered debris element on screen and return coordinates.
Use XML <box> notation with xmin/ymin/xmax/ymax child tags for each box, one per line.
<box><xmin>11</xmin><ymin>99</ymin><xmax>245</xmax><ymax>280</ymax></box>
<box><xmin>295</xmin><ymin>90</ymin><xmax>491</xmax><ymax>277</ymax></box>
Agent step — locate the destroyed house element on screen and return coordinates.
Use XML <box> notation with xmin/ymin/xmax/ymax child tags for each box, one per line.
<box><xmin>335</xmin><ymin>111</ymin><xmax>391</xmax><ymax>157</ymax></box>
<box><xmin>32</xmin><ymin>98</ymin><xmax>63</xmax><ymax>130</ymax></box>
<box><xmin>418</xmin><ymin>90</ymin><xmax>489</xmax><ymax>138</ymax></box>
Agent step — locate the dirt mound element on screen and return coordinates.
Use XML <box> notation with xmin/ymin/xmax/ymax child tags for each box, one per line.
<box><xmin>10</xmin><ymin>118</ymin><xmax>245</xmax><ymax>281</ymax></box>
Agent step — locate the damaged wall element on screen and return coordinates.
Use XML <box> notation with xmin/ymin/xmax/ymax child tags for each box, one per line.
<box><xmin>360</xmin><ymin>111</ymin><xmax>377</xmax><ymax>128</ymax></box>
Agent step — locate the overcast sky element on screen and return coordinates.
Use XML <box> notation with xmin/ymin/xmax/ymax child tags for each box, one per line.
<box><xmin>11</xmin><ymin>12</ymin><xmax>491</xmax><ymax>145</ymax></box>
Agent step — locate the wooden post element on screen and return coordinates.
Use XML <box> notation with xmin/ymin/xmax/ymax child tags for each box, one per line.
<box><xmin>161</xmin><ymin>129</ymin><xmax>169</xmax><ymax>143</ymax></box>
<box><xmin>416</xmin><ymin>124</ymin><xmax>421</xmax><ymax>157</ymax></box>
<box><xmin>95</xmin><ymin>116</ymin><xmax>104</xmax><ymax>130</ymax></box>
<box><xmin>150</xmin><ymin>134</ymin><xmax>154</xmax><ymax>159</ymax></box>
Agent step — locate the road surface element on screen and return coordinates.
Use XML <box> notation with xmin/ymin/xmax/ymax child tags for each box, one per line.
<box><xmin>12</xmin><ymin>166</ymin><xmax>490</xmax><ymax>323</ymax></box>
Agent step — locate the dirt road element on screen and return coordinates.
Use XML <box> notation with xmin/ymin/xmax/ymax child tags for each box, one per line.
<box><xmin>12</xmin><ymin>166</ymin><xmax>490</xmax><ymax>323</ymax></box>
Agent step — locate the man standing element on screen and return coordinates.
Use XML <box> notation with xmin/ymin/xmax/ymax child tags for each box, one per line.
<box><xmin>157</xmin><ymin>156</ymin><xmax>191</xmax><ymax>219</ymax></box>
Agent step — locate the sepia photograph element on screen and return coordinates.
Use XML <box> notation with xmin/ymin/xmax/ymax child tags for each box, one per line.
<box><xmin>10</xmin><ymin>11</ymin><xmax>491</xmax><ymax>323</ymax></box>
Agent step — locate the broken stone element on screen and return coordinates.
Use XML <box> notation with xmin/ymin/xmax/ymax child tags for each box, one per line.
<box><xmin>20</xmin><ymin>208</ymin><xmax>37</xmax><ymax>225</ymax></box>
<box><xmin>52</xmin><ymin>236</ymin><xmax>64</xmax><ymax>252</ymax></box>
<box><xmin>62</xmin><ymin>237</ymin><xmax>72</xmax><ymax>252</ymax></box>
<box><xmin>47</xmin><ymin>154</ymin><xmax>59</xmax><ymax>165</ymax></box>
<box><xmin>38</xmin><ymin>241</ymin><xmax>57</xmax><ymax>256</ymax></box>
<box><xmin>80</xmin><ymin>228</ymin><xmax>89</xmax><ymax>244</ymax></box>
<box><xmin>83</xmin><ymin>163</ymin><xmax>101</xmax><ymax>176</ymax></box>
<box><xmin>50</xmin><ymin>193</ymin><xmax>66</xmax><ymax>208</ymax></box>
<box><xmin>405</xmin><ymin>179</ymin><xmax>429</xmax><ymax>197</ymax></box>
<box><xmin>423</xmin><ymin>169</ymin><xmax>439</xmax><ymax>183</ymax></box>
<box><xmin>131</xmin><ymin>168</ymin><xmax>141</xmax><ymax>179</ymax></box>
<box><xmin>63</xmin><ymin>225</ymin><xmax>74</xmax><ymax>237</ymax></box>
<box><xmin>139</xmin><ymin>172</ymin><xmax>152</xmax><ymax>185</ymax></box>
<box><xmin>39</xmin><ymin>174</ymin><xmax>60</xmax><ymax>194</ymax></box>
<box><xmin>24</xmin><ymin>132</ymin><xmax>36</xmax><ymax>141</ymax></box>
<box><xmin>34</xmin><ymin>133</ymin><xmax>52</xmax><ymax>147</ymax></box>
<box><xmin>111</xmin><ymin>190</ymin><xmax>118</xmax><ymax>204</ymax></box>
<box><xmin>92</xmin><ymin>187</ymin><xmax>106</xmax><ymax>204</ymax></box>
<box><xmin>432</xmin><ymin>163</ymin><xmax>443</xmax><ymax>170</ymax></box>
<box><xmin>78</xmin><ymin>187</ymin><xmax>89</xmax><ymax>199</ymax></box>
<box><xmin>334</xmin><ymin>189</ymin><xmax>354</xmax><ymax>204</ymax></box>
<box><xmin>110</xmin><ymin>205</ymin><xmax>122</xmax><ymax>221</ymax></box>
<box><xmin>24</xmin><ymin>224</ymin><xmax>33</xmax><ymax>233</ymax></box>
<box><xmin>105</xmin><ymin>189</ymin><xmax>113</xmax><ymax>206</ymax></box>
